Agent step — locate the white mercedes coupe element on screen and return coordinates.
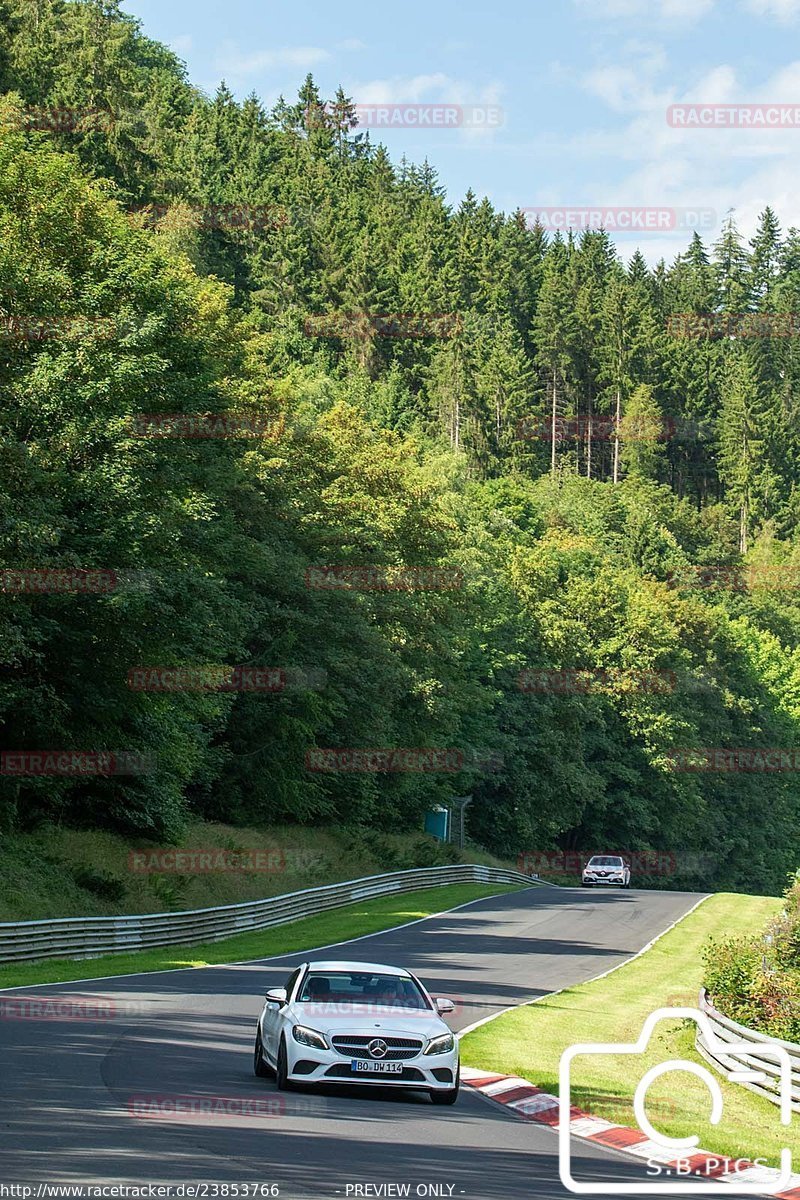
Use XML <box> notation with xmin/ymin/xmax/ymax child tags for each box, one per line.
<box><xmin>253</xmin><ymin>959</ymin><xmax>460</xmax><ymax>1104</ymax></box>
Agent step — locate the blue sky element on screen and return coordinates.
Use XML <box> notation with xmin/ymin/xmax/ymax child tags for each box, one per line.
<box><xmin>123</xmin><ymin>0</ymin><xmax>800</xmax><ymax>263</ymax></box>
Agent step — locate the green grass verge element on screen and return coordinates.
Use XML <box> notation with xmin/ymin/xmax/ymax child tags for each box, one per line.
<box><xmin>0</xmin><ymin>881</ymin><xmax>522</xmax><ymax>990</ymax></box>
<box><xmin>461</xmin><ymin>892</ymin><xmax>794</xmax><ymax>1169</ymax></box>
<box><xmin>0</xmin><ymin>820</ymin><xmax>518</xmax><ymax>920</ymax></box>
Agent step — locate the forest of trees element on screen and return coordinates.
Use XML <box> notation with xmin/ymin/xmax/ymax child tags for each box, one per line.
<box><xmin>1</xmin><ymin>0</ymin><xmax>800</xmax><ymax>894</ymax></box>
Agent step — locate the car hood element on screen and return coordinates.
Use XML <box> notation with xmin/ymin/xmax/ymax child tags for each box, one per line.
<box><xmin>288</xmin><ymin>1002</ymin><xmax>448</xmax><ymax>1040</ymax></box>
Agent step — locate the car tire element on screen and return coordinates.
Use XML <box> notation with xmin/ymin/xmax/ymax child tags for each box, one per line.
<box><xmin>254</xmin><ymin>1028</ymin><xmax>272</xmax><ymax>1078</ymax></box>
<box><xmin>430</xmin><ymin>1064</ymin><xmax>460</xmax><ymax>1106</ymax></box>
<box><xmin>275</xmin><ymin>1036</ymin><xmax>292</xmax><ymax>1091</ymax></box>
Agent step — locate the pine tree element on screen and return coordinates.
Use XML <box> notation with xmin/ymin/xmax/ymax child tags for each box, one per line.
<box><xmin>533</xmin><ymin>240</ymin><xmax>578</xmax><ymax>476</ymax></box>
<box><xmin>329</xmin><ymin>86</ymin><xmax>357</xmax><ymax>157</ymax></box>
<box><xmin>599</xmin><ymin>266</ymin><xmax>636</xmax><ymax>483</ymax></box>
<box><xmin>718</xmin><ymin>346</ymin><xmax>767</xmax><ymax>552</ymax></box>
<box><xmin>713</xmin><ymin>212</ymin><xmax>750</xmax><ymax>313</ymax></box>
<box><xmin>749</xmin><ymin>207</ymin><xmax>782</xmax><ymax>308</ymax></box>
<box><xmin>620</xmin><ymin>384</ymin><xmax>666</xmax><ymax>481</ymax></box>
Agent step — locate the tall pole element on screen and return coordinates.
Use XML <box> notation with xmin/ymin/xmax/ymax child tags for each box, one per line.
<box><xmin>454</xmin><ymin>795</ymin><xmax>472</xmax><ymax>850</ymax></box>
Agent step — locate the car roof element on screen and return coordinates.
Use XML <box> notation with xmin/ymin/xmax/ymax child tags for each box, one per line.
<box><xmin>303</xmin><ymin>960</ymin><xmax>412</xmax><ymax>976</ymax></box>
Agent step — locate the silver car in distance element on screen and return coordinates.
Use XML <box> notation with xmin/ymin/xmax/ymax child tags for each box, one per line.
<box><xmin>581</xmin><ymin>854</ymin><xmax>632</xmax><ymax>888</ymax></box>
<box><xmin>254</xmin><ymin>959</ymin><xmax>460</xmax><ymax>1104</ymax></box>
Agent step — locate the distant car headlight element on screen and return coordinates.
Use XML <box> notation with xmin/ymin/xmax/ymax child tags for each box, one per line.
<box><xmin>424</xmin><ymin>1032</ymin><xmax>455</xmax><ymax>1056</ymax></box>
<box><xmin>292</xmin><ymin>1024</ymin><xmax>329</xmax><ymax>1050</ymax></box>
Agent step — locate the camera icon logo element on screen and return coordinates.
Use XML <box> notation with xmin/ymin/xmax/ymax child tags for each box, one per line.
<box><xmin>558</xmin><ymin>1007</ymin><xmax>794</xmax><ymax>1194</ymax></box>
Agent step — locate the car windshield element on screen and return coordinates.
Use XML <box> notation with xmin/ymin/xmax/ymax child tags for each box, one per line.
<box><xmin>297</xmin><ymin>971</ymin><xmax>430</xmax><ymax>1009</ymax></box>
<box><xmin>588</xmin><ymin>857</ymin><xmax>623</xmax><ymax>867</ymax></box>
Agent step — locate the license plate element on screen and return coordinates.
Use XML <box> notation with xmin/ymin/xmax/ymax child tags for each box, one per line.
<box><xmin>351</xmin><ymin>1060</ymin><xmax>403</xmax><ymax>1074</ymax></box>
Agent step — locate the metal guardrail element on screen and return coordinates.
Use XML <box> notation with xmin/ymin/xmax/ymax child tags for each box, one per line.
<box><xmin>0</xmin><ymin>864</ymin><xmax>538</xmax><ymax>965</ymax></box>
<box><xmin>696</xmin><ymin>989</ymin><xmax>800</xmax><ymax>1110</ymax></box>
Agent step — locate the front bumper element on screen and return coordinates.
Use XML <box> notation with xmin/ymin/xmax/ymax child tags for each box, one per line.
<box><xmin>286</xmin><ymin>1042</ymin><xmax>459</xmax><ymax>1089</ymax></box>
<box><xmin>583</xmin><ymin>875</ymin><xmax>625</xmax><ymax>885</ymax></box>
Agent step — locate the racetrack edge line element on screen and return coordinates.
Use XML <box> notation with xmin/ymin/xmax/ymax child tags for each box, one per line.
<box><xmin>0</xmin><ymin>883</ymin><xmax>537</xmax><ymax>993</ymax></box>
<box><xmin>456</xmin><ymin>890</ymin><xmax>712</xmax><ymax>1039</ymax></box>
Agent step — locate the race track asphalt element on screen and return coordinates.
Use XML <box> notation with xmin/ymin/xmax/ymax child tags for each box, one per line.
<box><xmin>0</xmin><ymin>886</ymin><xmax>711</xmax><ymax>1200</ymax></box>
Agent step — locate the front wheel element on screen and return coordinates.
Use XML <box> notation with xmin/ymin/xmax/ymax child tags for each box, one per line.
<box><xmin>254</xmin><ymin>1028</ymin><xmax>272</xmax><ymax>1078</ymax></box>
<box><xmin>430</xmin><ymin>1065</ymin><xmax>460</xmax><ymax>1106</ymax></box>
<box><xmin>275</xmin><ymin>1036</ymin><xmax>292</xmax><ymax>1090</ymax></box>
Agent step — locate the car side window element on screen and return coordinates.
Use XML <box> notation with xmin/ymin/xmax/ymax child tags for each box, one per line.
<box><xmin>284</xmin><ymin>968</ymin><xmax>301</xmax><ymax>1000</ymax></box>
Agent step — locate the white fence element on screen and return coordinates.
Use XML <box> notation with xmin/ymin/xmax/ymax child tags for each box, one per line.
<box><xmin>696</xmin><ymin>989</ymin><xmax>800</xmax><ymax>1110</ymax></box>
<box><xmin>0</xmin><ymin>864</ymin><xmax>538</xmax><ymax>965</ymax></box>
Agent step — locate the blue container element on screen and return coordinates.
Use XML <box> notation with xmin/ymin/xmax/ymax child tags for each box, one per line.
<box><xmin>424</xmin><ymin>807</ymin><xmax>449</xmax><ymax>842</ymax></box>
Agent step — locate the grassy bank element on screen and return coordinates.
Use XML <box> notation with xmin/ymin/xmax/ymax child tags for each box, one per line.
<box><xmin>461</xmin><ymin>892</ymin><xmax>793</xmax><ymax>1168</ymax></box>
<box><xmin>0</xmin><ymin>881</ymin><xmax>523</xmax><ymax>990</ymax></box>
<box><xmin>0</xmin><ymin>820</ymin><xmax>516</xmax><ymax>921</ymax></box>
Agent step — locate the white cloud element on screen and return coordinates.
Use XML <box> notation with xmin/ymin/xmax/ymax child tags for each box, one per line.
<box><xmin>353</xmin><ymin>73</ymin><xmax>454</xmax><ymax>104</ymax></box>
<box><xmin>170</xmin><ymin>34</ymin><xmax>193</xmax><ymax>57</ymax></box>
<box><xmin>583</xmin><ymin>61</ymin><xmax>667</xmax><ymax>112</ymax></box>
<box><xmin>741</xmin><ymin>0</ymin><xmax>800</xmax><ymax>20</ymax></box>
<box><xmin>564</xmin><ymin>53</ymin><xmax>800</xmax><ymax>261</ymax></box>
<box><xmin>215</xmin><ymin>43</ymin><xmax>331</xmax><ymax>78</ymax></box>
<box><xmin>348</xmin><ymin>74</ymin><xmax>505</xmax><ymax>143</ymax></box>
<box><xmin>573</xmin><ymin>0</ymin><xmax>715</xmax><ymax>23</ymax></box>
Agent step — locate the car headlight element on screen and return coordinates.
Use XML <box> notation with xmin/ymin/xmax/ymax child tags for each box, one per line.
<box><xmin>292</xmin><ymin>1024</ymin><xmax>329</xmax><ymax>1050</ymax></box>
<box><xmin>424</xmin><ymin>1032</ymin><xmax>455</xmax><ymax>1056</ymax></box>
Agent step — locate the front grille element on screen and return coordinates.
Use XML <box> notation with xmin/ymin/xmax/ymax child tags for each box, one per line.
<box><xmin>325</xmin><ymin>1064</ymin><xmax>426</xmax><ymax>1081</ymax></box>
<box><xmin>331</xmin><ymin>1035</ymin><xmax>424</xmax><ymax>1062</ymax></box>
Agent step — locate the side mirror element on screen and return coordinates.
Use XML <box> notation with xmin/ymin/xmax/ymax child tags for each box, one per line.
<box><xmin>265</xmin><ymin>987</ymin><xmax>287</xmax><ymax>1006</ymax></box>
<box><xmin>435</xmin><ymin>997</ymin><xmax>455</xmax><ymax>1015</ymax></box>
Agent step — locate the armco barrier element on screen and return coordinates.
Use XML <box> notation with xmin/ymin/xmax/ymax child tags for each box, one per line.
<box><xmin>0</xmin><ymin>864</ymin><xmax>538</xmax><ymax>965</ymax></box>
<box><xmin>697</xmin><ymin>988</ymin><xmax>800</xmax><ymax>1110</ymax></box>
